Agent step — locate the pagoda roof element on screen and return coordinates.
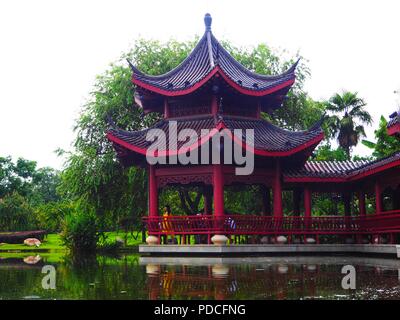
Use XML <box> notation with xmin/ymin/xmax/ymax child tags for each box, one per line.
<box><xmin>129</xmin><ymin>14</ymin><xmax>298</xmax><ymax>98</ymax></box>
<box><xmin>387</xmin><ymin>111</ymin><xmax>400</xmax><ymax>137</ymax></box>
<box><xmin>107</xmin><ymin>115</ymin><xmax>323</xmax><ymax>161</ymax></box>
<box><xmin>284</xmin><ymin>152</ymin><xmax>400</xmax><ymax>182</ymax></box>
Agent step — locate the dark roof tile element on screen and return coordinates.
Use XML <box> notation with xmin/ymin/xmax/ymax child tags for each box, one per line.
<box><xmin>387</xmin><ymin>111</ymin><xmax>399</xmax><ymax>128</ymax></box>
<box><xmin>108</xmin><ymin>114</ymin><xmax>323</xmax><ymax>154</ymax></box>
<box><xmin>284</xmin><ymin>152</ymin><xmax>400</xmax><ymax>179</ymax></box>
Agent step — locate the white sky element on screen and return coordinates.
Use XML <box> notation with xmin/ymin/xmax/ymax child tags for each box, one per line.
<box><xmin>1</xmin><ymin>0</ymin><xmax>400</xmax><ymax>169</ymax></box>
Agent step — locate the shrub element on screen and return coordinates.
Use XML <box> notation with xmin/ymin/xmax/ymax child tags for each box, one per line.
<box><xmin>34</xmin><ymin>201</ymin><xmax>75</xmax><ymax>233</ymax></box>
<box><xmin>62</xmin><ymin>211</ymin><xmax>99</xmax><ymax>252</ymax></box>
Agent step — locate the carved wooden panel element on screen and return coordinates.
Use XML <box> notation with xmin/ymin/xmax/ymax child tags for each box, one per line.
<box><xmin>224</xmin><ymin>174</ymin><xmax>271</xmax><ymax>186</ymax></box>
<box><xmin>157</xmin><ymin>173</ymin><xmax>213</xmax><ymax>187</ymax></box>
<box><xmin>169</xmin><ymin>103</ymin><xmax>211</xmax><ymax>118</ymax></box>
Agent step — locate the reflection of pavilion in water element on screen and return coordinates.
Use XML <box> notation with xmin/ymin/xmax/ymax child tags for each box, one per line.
<box><xmin>144</xmin><ymin>262</ymin><xmax>400</xmax><ymax>300</ymax></box>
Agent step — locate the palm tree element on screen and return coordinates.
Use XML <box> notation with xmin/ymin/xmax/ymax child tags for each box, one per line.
<box><xmin>325</xmin><ymin>91</ymin><xmax>372</xmax><ymax>159</ymax></box>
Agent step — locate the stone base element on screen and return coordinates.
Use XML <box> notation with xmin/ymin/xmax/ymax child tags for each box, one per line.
<box><xmin>146</xmin><ymin>235</ymin><xmax>159</xmax><ymax>245</ymax></box>
<box><xmin>276</xmin><ymin>236</ymin><xmax>287</xmax><ymax>244</ymax></box>
<box><xmin>139</xmin><ymin>244</ymin><xmax>400</xmax><ymax>258</ymax></box>
<box><xmin>211</xmin><ymin>235</ymin><xmax>229</xmax><ymax>245</ymax></box>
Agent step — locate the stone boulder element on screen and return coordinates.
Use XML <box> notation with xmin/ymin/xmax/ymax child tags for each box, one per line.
<box><xmin>23</xmin><ymin>238</ymin><xmax>41</xmax><ymax>247</ymax></box>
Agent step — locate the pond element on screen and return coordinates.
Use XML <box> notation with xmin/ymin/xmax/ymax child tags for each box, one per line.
<box><xmin>1</xmin><ymin>253</ymin><xmax>400</xmax><ymax>299</ymax></box>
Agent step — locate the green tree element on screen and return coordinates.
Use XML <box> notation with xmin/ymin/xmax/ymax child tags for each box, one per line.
<box><xmin>31</xmin><ymin>167</ymin><xmax>61</xmax><ymax>204</ymax></box>
<box><xmin>312</xmin><ymin>144</ymin><xmax>348</xmax><ymax>161</ymax></box>
<box><xmin>325</xmin><ymin>91</ymin><xmax>372</xmax><ymax>159</ymax></box>
<box><xmin>0</xmin><ymin>156</ymin><xmax>60</xmax><ymax>203</ymax></box>
<box><xmin>362</xmin><ymin>115</ymin><xmax>400</xmax><ymax>158</ymax></box>
<box><xmin>0</xmin><ymin>157</ymin><xmax>36</xmax><ymax>198</ymax></box>
<box><xmin>0</xmin><ymin>156</ymin><xmax>62</xmax><ymax>231</ymax></box>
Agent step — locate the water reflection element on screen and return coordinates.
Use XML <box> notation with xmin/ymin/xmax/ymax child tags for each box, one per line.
<box><xmin>0</xmin><ymin>254</ymin><xmax>400</xmax><ymax>299</ymax></box>
<box><xmin>139</xmin><ymin>256</ymin><xmax>400</xmax><ymax>300</ymax></box>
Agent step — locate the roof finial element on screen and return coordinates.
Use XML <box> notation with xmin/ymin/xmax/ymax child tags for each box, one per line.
<box><xmin>204</xmin><ymin>13</ymin><xmax>212</xmax><ymax>31</ymax></box>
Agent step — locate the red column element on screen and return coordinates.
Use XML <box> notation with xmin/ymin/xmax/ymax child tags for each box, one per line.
<box><xmin>148</xmin><ymin>165</ymin><xmax>158</xmax><ymax>217</ymax></box>
<box><xmin>358</xmin><ymin>191</ymin><xmax>366</xmax><ymax>216</ymax></box>
<box><xmin>304</xmin><ymin>187</ymin><xmax>312</xmax><ymax>219</ymax></box>
<box><xmin>304</xmin><ymin>187</ymin><xmax>312</xmax><ymax>234</ymax></box>
<box><xmin>213</xmin><ymin>164</ymin><xmax>224</xmax><ymax>216</ymax></box>
<box><xmin>273</xmin><ymin>159</ymin><xmax>283</xmax><ymax>218</ymax></box>
<box><xmin>375</xmin><ymin>180</ymin><xmax>383</xmax><ymax>214</ymax></box>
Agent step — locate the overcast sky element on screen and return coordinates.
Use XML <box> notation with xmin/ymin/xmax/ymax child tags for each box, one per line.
<box><xmin>1</xmin><ymin>0</ymin><xmax>399</xmax><ymax>169</ymax></box>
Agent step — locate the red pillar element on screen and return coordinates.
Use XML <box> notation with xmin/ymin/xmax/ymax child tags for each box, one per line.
<box><xmin>358</xmin><ymin>191</ymin><xmax>366</xmax><ymax>216</ymax></box>
<box><xmin>273</xmin><ymin>159</ymin><xmax>283</xmax><ymax>218</ymax></box>
<box><xmin>375</xmin><ymin>180</ymin><xmax>383</xmax><ymax>214</ymax></box>
<box><xmin>148</xmin><ymin>165</ymin><xmax>158</xmax><ymax>217</ymax></box>
<box><xmin>304</xmin><ymin>187</ymin><xmax>312</xmax><ymax>238</ymax></box>
<box><xmin>213</xmin><ymin>164</ymin><xmax>224</xmax><ymax>216</ymax></box>
<box><xmin>304</xmin><ymin>187</ymin><xmax>312</xmax><ymax>219</ymax></box>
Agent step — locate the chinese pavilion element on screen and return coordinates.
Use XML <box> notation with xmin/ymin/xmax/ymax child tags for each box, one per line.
<box><xmin>107</xmin><ymin>14</ymin><xmax>400</xmax><ymax>246</ymax></box>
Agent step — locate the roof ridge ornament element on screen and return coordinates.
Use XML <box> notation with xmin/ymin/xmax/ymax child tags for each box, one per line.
<box><xmin>205</xmin><ymin>13</ymin><xmax>215</xmax><ymax>68</ymax></box>
<box><xmin>204</xmin><ymin>13</ymin><xmax>212</xmax><ymax>31</ymax></box>
<box><xmin>308</xmin><ymin>112</ymin><xmax>326</xmax><ymax>132</ymax></box>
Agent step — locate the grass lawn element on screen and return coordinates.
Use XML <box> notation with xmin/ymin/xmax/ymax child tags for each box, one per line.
<box><xmin>102</xmin><ymin>231</ymin><xmax>144</xmax><ymax>247</ymax></box>
<box><xmin>0</xmin><ymin>231</ymin><xmax>144</xmax><ymax>252</ymax></box>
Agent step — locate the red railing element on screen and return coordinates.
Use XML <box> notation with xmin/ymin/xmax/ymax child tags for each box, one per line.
<box><xmin>143</xmin><ymin>210</ymin><xmax>400</xmax><ymax>238</ymax></box>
